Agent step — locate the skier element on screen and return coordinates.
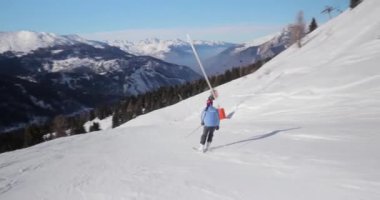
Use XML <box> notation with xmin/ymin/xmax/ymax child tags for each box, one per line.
<box><xmin>198</xmin><ymin>96</ymin><xmax>220</xmax><ymax>152</ymax></box>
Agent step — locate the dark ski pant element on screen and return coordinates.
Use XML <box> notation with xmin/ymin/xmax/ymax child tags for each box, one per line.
<box><xmin>200</xmin><ymin>126</ymin><xmax>216</xmax><ymax>145</ymax></box>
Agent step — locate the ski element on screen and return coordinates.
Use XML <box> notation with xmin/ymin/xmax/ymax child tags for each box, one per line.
<box><xmin>192</xmin><ymin>146</ymin><xmax>209</xmax><ymax>153</ymax></box>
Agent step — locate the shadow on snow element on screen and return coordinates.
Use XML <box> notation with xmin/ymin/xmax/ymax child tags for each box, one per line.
<box><xmin>226</xmin><ymin>111</ymin><xmax>236</xmax><ymax>119</ymax></box>
<box><xmin>210</xmin><ymin>127</ymin><xmax>301</xmax><ymax>151</ymax></box>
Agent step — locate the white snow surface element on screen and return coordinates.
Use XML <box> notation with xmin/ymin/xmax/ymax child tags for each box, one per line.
<box><xmin>234</xmin><ymin>33</ymin><xmax>280</xmax><ymax>53</ymax></box>
<box><xmin>84</xmin><ymin>116</ymin><xmax>113</xmax><ymax>133</ymax></box>
<box><xmin>51</xmin><ymin>57</ymin><xmax>121</xmax><ymax>73</ymax></box>
<box><xmin>1</xmin><ymin>1</ymin><xmax>380</xmax><ymax>199</ymax></box>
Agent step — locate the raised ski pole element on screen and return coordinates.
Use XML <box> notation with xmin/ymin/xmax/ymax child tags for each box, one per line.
<box><xmin>187</xmin><ymin>34</ymin><xmax>226</xmax><ymax>119</ymax></box>
<box><xmin>186</xmin><ymin>34</ymin><xmax>217</xmax><ymax>100</ymax></box>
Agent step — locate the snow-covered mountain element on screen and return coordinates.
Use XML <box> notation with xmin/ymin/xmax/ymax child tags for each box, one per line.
<box><xmin>1</xmin><ymin>1</ymin><xmax>380</xmax><ymax>199</ymax></box>
<box><xmin>107</xmin><ymin>33</ymin><xmax>290</xmax><ymax>76</ymax></box>
<box><xmin>0</xmin><ymin>33</ymin><xmax>201</xmax><ymax>132</ymax></box>
<box><xmin>204</xmin><ymin>28</ymin><xmax>291</xmax><ymax>75</ymax></box>
<box><xmin>107</xmin><ymin>38</ymin><xmax>237</xmax><ymax>74</ymax></box>
<box><xmin>0</xmin><ymin>31</ymin><xmax>105</xmax><ymax>54</ymax></box>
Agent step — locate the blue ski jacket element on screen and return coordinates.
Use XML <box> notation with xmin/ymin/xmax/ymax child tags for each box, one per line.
<box><xmin>201</xmin><ymin>106</ymin><xmax>220</xmax><ymax>127</ymax></box>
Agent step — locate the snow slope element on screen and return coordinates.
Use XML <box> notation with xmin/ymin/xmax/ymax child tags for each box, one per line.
<box><xmin>1</xmin><ymin>1</ymin><xmax>380</xmax><ymax>199</ymax></box>
<box><xmin>83</xmin><ymin>116</ymin><xmax>113</xmax><ymax>132</ymax></box>
<box><xmin>233</xmin><ymin>32</ymin><xmax>280</xmax><ymax>53</ymax></box>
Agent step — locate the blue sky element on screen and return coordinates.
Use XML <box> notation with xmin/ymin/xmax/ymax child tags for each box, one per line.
<box><xmin>0</xmin><ymin>0</ymin><xmax>348</xmax><ymax>42</ymax></box>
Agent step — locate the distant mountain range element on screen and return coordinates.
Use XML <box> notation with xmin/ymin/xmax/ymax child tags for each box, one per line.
<box><xmin>204</xmin><ymin>27</ymin><xmax>291</xmax><ymax>74</ymax></box>
<box><xmin>0</xmin><ymin>31</ymin><xmax>201</xmax><ymax>132</ymax></box>
<box><xmin>106</xmin><ymin>28</ymin><xmax>291</xmax><ymax>75</ymax></box>
<box><xmin>1</xmin><ymin>30</ymin><xmax>291</xmax><ymax>76</ymax></box>
<box><xmin>107</xmin><ymin>38</ymin><xmax>236</xmax><ymax>74</ymax></box>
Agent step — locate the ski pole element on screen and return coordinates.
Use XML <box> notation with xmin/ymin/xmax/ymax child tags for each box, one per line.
<box><xmin>185</xmin><ymin>125</ymin><xmax>202</xmax><ymax>138</ymax></box>
<box><xmin>187</xmin><ymin>34</ymin><xmax>218</xmax><ymax>102</ymax></box>
<box><xmin>184</xmin><ymin>125</ymin><xmax>202</xmax><ymax>138</ymax></box>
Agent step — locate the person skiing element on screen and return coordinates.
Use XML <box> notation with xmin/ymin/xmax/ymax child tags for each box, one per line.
<box><xmin>199</xmin><ymin>96</ymin><xmax>220</xmax><ymax>152</ymax></box>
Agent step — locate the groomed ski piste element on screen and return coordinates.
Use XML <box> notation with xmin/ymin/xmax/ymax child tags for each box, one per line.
<box><xmin>1</xmin><ymin>1</ymin><xmax>380</xmax><ymax>199</ymax></box>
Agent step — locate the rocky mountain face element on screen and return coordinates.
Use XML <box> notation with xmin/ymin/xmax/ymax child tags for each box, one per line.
<box><xmin>0</xmin><ymin>32</ymin><xmax>201</xmax><ymax>132</ymax></box>
<box><xmin>204</xmin><ymin>28</ymin><xmax>291</xmax><ymax>75</ymax></box>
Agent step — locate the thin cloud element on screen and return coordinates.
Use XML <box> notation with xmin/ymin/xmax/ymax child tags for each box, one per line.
<box><xmin>79</xmin><ymin>24</ymin><xmax>283</xmax><ymax>43</ymax></box>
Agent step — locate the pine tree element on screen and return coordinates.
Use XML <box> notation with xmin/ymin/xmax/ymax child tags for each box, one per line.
<box><xmin>89</xmin><ymin>122</ymin><xmax>100</xmax><ymax>132</ymax></box>
<box><xmin>231</xmin><ymin>67</ymin><xmax>240</xmax><ymax>79</ymax></box>
<box><xmin>71</xmin><ymin>120</ymin><xmax>86</xmax><ymax>135</ymax></box>
<box><xmin>350</xmin><ymin>0</ymin><xmax>362</xmax><ymax>9</ymax></box>
<box><xmin>126</xmin><ymin>97</ymin><xmax>136</xmax><ymax>113</ymax></box>
<box><xmin>53</xmin><ymin>115</ymin><xmax>67</xmax><ymax>137</ymax></box>
<box><xmin>309</xmin><ymin>18</ymin><xmax>318</xmax><ymax>33</ymax></box>
<box><xmin>23</xmin><ymin>125</ymin><xmax>46</xmax><ymax>147</ymax></box>
<box><xmin>224</xmin><ymin>70</ymin><xmax>233</xmax><ymax>83</ymax></box>
<box><xmin>134</xmin><ymin>96</ymin><xmax>144</xmax><ymax>115</ymax></box>
<box><xmin>23</xmin><ymin>126</ymin><xmax>33</xmax><ymax>147</ymax></box>
<box><xmin>89</xmin><ymin>110</ymin><xmax>96</xmax><ymax>121</ymax></box>
<box><xmin>112</xmin><ymin>112</ymin><xmax>119</xmax><ymax>128</ymax></box>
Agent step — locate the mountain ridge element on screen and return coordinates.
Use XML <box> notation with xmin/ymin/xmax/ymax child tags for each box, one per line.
<box><xmin>204</xmin><ymin>27</ymin><xmax>291</xmax><ymax>75</ymax></box>
<box><xmin>0</xmin><ymin>34</ymin><xmax>201</xmax><ymax>132</ymax></box>
<box><xmin>0</xmin><ymin>30</ymin><xmax>106</xmax><ymax>54</ymax></box>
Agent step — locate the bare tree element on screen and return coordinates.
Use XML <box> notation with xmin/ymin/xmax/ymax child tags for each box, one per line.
<box><xmin>53</xmin><ymin>115</ymin><xmax>67</xmax><ymax>138</ymax></box>
<box><xmin>350</xmin><ymin>0</ymin><xmax>362</xmax><ymax>9</ymax></box>
<box><xmin>24</xmin><ymin>126</ymin><xmax>33</xmax><ymax>147</ymax></box>
<box><xmin>290</xmin><ymin>11</ymin><xmax>306</xmax><ymax>48</ymax></box>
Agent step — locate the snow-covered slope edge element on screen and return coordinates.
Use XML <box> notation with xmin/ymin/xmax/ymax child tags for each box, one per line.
<box><xmin>1</xmin><ymin>1</ymin><xmax>380</xmax><ymax>200</ymax></box>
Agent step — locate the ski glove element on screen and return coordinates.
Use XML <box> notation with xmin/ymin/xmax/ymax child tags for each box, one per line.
<box><xmin>216</xmin><ymin>126</ymin><xmax>219</xmax><ymax>130</ymax></box>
